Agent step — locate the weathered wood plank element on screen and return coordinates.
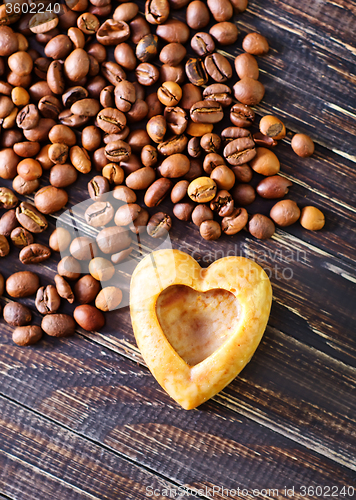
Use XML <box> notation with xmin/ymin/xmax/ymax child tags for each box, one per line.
<box><xmin>0</xmin><ymin>396</ymin><xmax>197</xmax><ymax>500</ymax></box>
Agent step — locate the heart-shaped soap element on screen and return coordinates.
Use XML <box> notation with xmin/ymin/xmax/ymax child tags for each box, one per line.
<box><xmin>130</xmin><ymin>249</ymin><xmax>272</xmax><ymax>410</ymax></box>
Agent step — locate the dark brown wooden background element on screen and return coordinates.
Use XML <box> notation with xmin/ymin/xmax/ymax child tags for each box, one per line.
<box><xmin>1</xmin><ymin>0</ymin><xmax>356</xmax><ymax>498</ymax></box>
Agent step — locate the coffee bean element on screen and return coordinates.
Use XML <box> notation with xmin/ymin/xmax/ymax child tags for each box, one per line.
<box><xmin>160</xmin><ymin>154</ymin><xmax>190</xmax><ymax>178</ymax></box>
<box><xmin>49</xmin><ymin>227</ymin><xmax>71</xmax><ymax>253</ymax></box>
<box><xmin>207</xmin><ymin>0</ymin><xmax>233</xmax><ymax>21</ymax></box>
<box><xmin>256</xmin><ymin>175</ymin><xmax>293</xmax><ymax>199</ymax></box>
<box><xmin>95</xmin><ymin>286</ymin><xmax>123</xmax><ymax>312</ymax></box>
<box><xmin>136</xmin><ymin>34</ymin><xmax>159</xmax><ymax>63</ymax></box>
<box><xmin>234</xmin><ymin>53</ymin><xmax>259</xmax><ymax>80</ymax></box>
<box><xmin>13</xmin><ymin>325</ymin><xmax>43</xmax><ymax>346</ymax></box>
<box><xmin>188</xmin><ymin>177</ymin><xmax>217</xmax><ymax>203</ymax></box>
<box><xmin>230</xmin><ymin>103</ymin><xmax>255</xmax><ymax>128</ymax></box>
<box><xmin>0</xmin><ymin>148</ymin><xmax>20</xmax><ymax>179</ymax></box>
<box><xmin>185</xmin><ymin>57</ymin><xmax>208</xmax><ymax>86</ymax></box>
<box><xmin>147</xmin><ymin>212</ymin><xmax>172</xmax><ymax>238</ymax></box>
<box><xmin>114</xmin><ymin>203</ymin><xmax>142</xmax><ymax>226</ymax></box>
<box><xmin>190</xmin><ymin>100</ymin><xmax>224</xmax><ymax>124</ymax></box>
<box><xmin>58</xmin><ymin>256</ymin><xmax>82</xmax><ymax>280</ymax></box>
<box><xmin>147</xmin><ymin>115</ymin><xmax>167</xmax><ymax>143</ymax></box>
<box><xmin>54</xmin><ymin>274</ymin><xmax>75</xmax><ymax>304</ymax></box>
<box><xmin>125</xmin><ymin>166</ymin><xmax>156</xmax><ymax>190</ymax></box>
<box><xmin>170</xmin><ymin>180</ymin><xmax>189</xmax><ymax>203</ymax></box>
<box><xmin>231</xmin><ymin>164</ymin><xmax>253</xmax><ymax>183</ymax></box>
<box><xmin>205</xmin><ymin>53</ymin><xmax>232</xmax><ymax>82</ymax></box>
<box><xmin>44</xmin><ymin>34</ymin><xmax>72</xmax><ymax>59</ymax></box>
<box><xmin>112</xmin><ymin>186</ymin><xmax>137</xmax><ymax>203</ymax></box>
<box><xmin>291</xmin><ymin>133</ymin><xmax>315</xmax><ymax>157</ymax></box>
<box><xmin>253</xmin><ymin>132</ymin><xmax>278</xmax><ymax>148</ymax></box>
<box><xmin>41</xmin><ymin>313</ymin><xmax>76</xmax><ymax>337</ymax></box>
<box><xmin>223</xmin><ymin>137</ymin><xmax>256</xmax><ymax>165</ymax></box>
<box><xmin>259</xmin><ymin>115</ymin><xmax>286</xmax><ymax>140</ymax></box>
<box><xmin>270</xmin><ymin>199</ymin><xmax>301</xmax><ymax>226</ymax></box>
<box><xmin>144</xmin><ymin>178</ymin><xmax>172</xmax><ymax>207</ymax></box>
<box><xmin>0</xmin><ymin>210</ymin><xmax>18</xmax><ymax>237</ymax></box>
<box><xmin>145</xmin><ymin>0</ymin><xmax>170</xmax><ymax>24</ymax></box>
<box><xmin>191</xmin><ymin>32</ymin><xmax>215</xmax><ymax>57</ymax></box>
<box><xmin>250</xmin><ymin>147</ymin><xmax>280</xmax><ymax>176</ymax></box>
<box><xmin>203</xmin><ymin>83</ymin><xmax>232</xmax><ymax>107</ymax></box>
<box><xmin>242</xmin><ymin>32</ymin><xmax>269</xmax><ymax>55</ymax></box>
<box><xmin>47</xmin><ymin>60</ymin><xmax>65</xmax><ymax>94</ymax></box>
<box><xmin>221</xmin><ymin>207</ymin><xmax>248</xmax><ymax>235</ymax></box>
<box><xmin>50</xmin><ymin>163</ymin><xmax>78</xmax><ymax>188</ymax></box>
<box><xmin>156</xmin><ymin>19</ymin><xmax>190</xmax><ymax>44</ymax></box>
<box><xmin>62</xmin><ymin>86</ymin><xmax>88</xmax><ymax>108</ymax></box>
<box><xmin>10</xmin><ymin>227</ymin><xmax>34</xmax><ymax>248</ymax></box>
<box><xmin>141</xmin><ymin>145</ymin><xmax>158</xmax><ymax>168</ymax></box>
<box><xmin>105</xmin><ymin>140</ymin><xmax>131</xmax><ymax>163</ymax></box>
<box><xmin>74</xmin><ymin>304</ymin><xmax>105</xmax><ymax>332</ymax></box>
<box><xmin>88</xmin><ymin>175</ymin><xmax>110</xmax><ymax>200</ymax></box>
<box><xmin>0</xmin><ymin>187</ymin><xmax>18</xmax><ymax>209</ymax></box>
<box><xmin>69</xmin><ymin>236</ymin><xmax>99</xmax><ymax>261</ymax></box>
<box><xmin>203</xmin><ymin>153</ymin><xmax>225</xmax><ymax>174</ymax></box>
<box><xmin>85</xmin><ymin>202</ymin><xmax>114</xmax><ymax>228</ymax></box>
<box><xmin>233</xmin><ymin>77</ymin><xmax>265</xmax><ymax>106</ymax></box>
<box><xmin>48</xmin><ymin>143</ymin><xmax>68</xmax><ymax>164</ymax></box>
<box><xmin>210</xmin><ymin>190</ymin><xmax>234</xmax><ymax>217</ymax></box>
<box><xmin>188</xmin><ymin>137</ymin><xmax>202</xmax><ymax>158</ymax></box>
<box><xmin>157</xmin><ymin>82</ymin><xmax>182</xmax><ymax>107</ymax></box>
<box><xmin>186</xmin><ymin>1</ymin><xmax>210</xmax><ymax>29</ymax></box>
<box><xmin>159</xmin><ymin>43</ymin><xmax>186</xmax><ymax>66</ymax></box>
<box><xmin>300</xmin><ymin>206</ymin><xmax>325</xmax><ymax>231</ymax></box>
<box><xmin>129</xmin><ymin>208</ymin><xmax>150</xmax><ymax>234</ymax></box>
<box><xmin>210</xmin><ymin>164</ymin><xmax>235</xmax><ymax>190</ymax></box>
<box><xmin>200</xmin><ymin>219</ymin><xmax>221</xmax><ymax>240</ymax></box>
<box><xmin>34</xmin><ymin>186</ymin><xmax>68</xmax><ymax>215</ymax></box>
<box><xmin>19</xmin><ymin>243</ymin><xmax>51</xmax><ymax>264</ymax></box>
<box><xmin>248</xmin><ymin>214</ymin><xmax>275</xmax><ymax>239</ymax></box>
<box><xmin>6</xmin><ymin>271</ymin><xmax>40</xmax><ymax>298</ymax></box>
<box><xmin>173</xmin><ymin>201</ymin><xmax>195</xmax><ymax>221</ymax></box>
<box><xmin>164</xmin><ymin>106</ymin><xmax>188</xmax><ymax>135</ymax></box>
<box><xmin>231</xmin><ymin>183</ymin><xmax>256</xmax><ymax>205</ymax></box>
<box><xmin>157</xmin><ymin>134</ymin><xmax>188</xmax><ymax>156</ymax></box>
<box><xmin>89</xmin><ymin>257</ymin><xmax>115</xmax><ymax>282</ymax></box>
<box><xmin>64</xmin><ymin>48</ymin><xmax>90</xmax><ymax>81</ymax></box>
<box><xmin>200</xmin><ymin>133</ymin><xmax>221</xmax><ymax>153</ymax></box>
<box><xmin>209</xmin><ymin>22</ymin><xmax>238</xmax><ymax>45</ymax></box>
<box><xmin>136</xmin><ymin>62</ymin><xmax>160</xmax><ymax>86</ymax></box>
<box><xmin>181</xmin><ymin>83</ymin><xmax>203</xmax><ymax>110</ymax></box>
<box><xmin>113</xmin><ymin>2</ymin><xmax>139</xmax><ymax>22</ymax></box>
<box><xmin>101</xmin><ymin>61</ymin><xmax>126</xmax><ymax>85</ymax></box>
<box><xmin>16</xmin><ymin>202</ymin><xmax>48</xmax><ymax>233</ymax></box>
<box><xmin>16</xmin><ymin>103</ymin><xmax>39</xmax><ymax>130</ymax></box>
<box><xmin>3</xmin><ymin>301</ymin><xmax>31</xmax><ymax>326</ymax></box>
<box><xmin>111</xmin><ymin>247</ymin><xmax>133</xmax><ymax>264</ymax></box>
<box><xmin>0</xmin><ymin>234</ymin><xmax>10</xmax><ymax>257</ymax></box>
<box><xmin>35</xmin><ymin>285</ymin><xmax>61</xmax><ymax>314</ymax></box>
<box><xmin>96</xmin><ymin>226</ymin><xmax>132</xmax><ymax>254</ymax></box>
<box><xmin>221</xmin><ymin>126</ymin><xmax>251</xmax><ymax>143</ymax></box>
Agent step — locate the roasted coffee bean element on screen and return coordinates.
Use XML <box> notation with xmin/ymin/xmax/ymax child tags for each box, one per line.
<box><xmin>101</xmin><ymin>61</ymin><xmax>126</xmax><ymax>86</ymax></box>
<box><xmin>125</xmin><ymin>166</ymin><xmax>156</xmax><ymax>190</ymax></box>
<box><xmin>223</xmin><ymin>137</ymin><xmax>256</xmax><ymax>165</ymax></box>
<box><xmin>200</xmin><ymin>219</ymin><xmax>221</xmax><ymax>240</ymax></box>
<box><xmin>163</xmin><ymin>106</ymin><xmax>188</xmax><ymax>136</ymax></box>
<box><xmin>210</xmin><ymin>190</ymin><xmax>234</xmax><ymax>217</ymax></box>
<box><xmin>62</xmin><ymin>86</ymin><xmax>88</xmax><ymax>108</ymax></box>
<box><xmin>180</xmin><ymin>83</ymin><xmax>203</xmax><ymax>110</ymax></box>
<box><xmin>64</xmin><ymin>48</ymin><xmax>90</xmax><ymax>82</ymax></box>
<box><xmin>49</xmin><ymin>124</ymin><xmax>76</xmax><ymax>147</ymax></box>
<box><xmin>242</xmin><ymin>32</ymin><xmax>269</xmax><ymax>55</ymax></box>
<box><xmin>16</xmin><ymin>104</ymin><xmax>39</xmax><ymax>130</ymax></box>
<box><xmin>77</xmin><ymin>13</ymin><xmax>100</xmax><ymax>35</ymax></box>
<box><xmin>253</xmin><ymin>132</ymin><xmax>278</xmax><ymax>148</ymax></box>
<box><xmin>54</xmin><ymin>274</ymin><xmax>75</xmax><ymax>304</ymax></box>
<box><xmin>0</xmin><ymin>148</ymin><xmax>20</xmax><ymax>179</ymax></box>
<box><xmin>112</xmin><ymin>185</ymin><xmax>137</xmax><ymax>203</ymax></box>
<box><xmin>69</xmin><ymin>236</ymin><xmax>98</xmax><ymax>261</ymax></box>
<box><xmin>221</xmin><ymin>126</ymin><xmax>251</xmax><ymax>143</ymax></box>
<box><xmin>72</xmin><ymin>274</ymin><xmax>99</xmax><ymax>305</ymax></box>
<box><xmin>221</xmin><ymin>207</ymin><xmax>248</xmax><ymax>235</ymax></box>
<box><xmin>160</xmin><ymin>154</ymin><xmax>190</xmax><ymax>178</ymax></box>
<box><xmin>300</xmin><ymin>206</ymin><xmax>325</xmax><ymax>231</ymax></box>
<box><xmin>259</xmin><ymin>115</ymin><xmax>286</xmax><ymax>140</ymax></box>
<box><xmin>19</xmin><ymin>243</ymin><xmax>51</xmax><ymax>264</ymax></box>
<box><xmin>82</xmin><ymin>126</ymin><xmax>102</xmax><ymax>152</ymax></box>
<box><xmin>144</xmin><ymin>178</ymin><xmax>172</xmax><ymax>207</ymax></box>
<box><xmin>16</xmin><ymin>202</ymin><xmax>48</xmax><ymax>233</ymax></box>
<box><xmin>210</xmin><ymin>164</ymin><xmax>235</xmax><ymax>190</ymax></box>
<box><xmin>101</xmin><ymin>163</ymin><xmax>124</xmax><ymax>185</ymax></box>
<box><xmin>128</xmin><ymin>207</ymin><xmax>149</xmax><ymax>234</ymax></box>
<box><xmin>145</xmin><ymin>0</ymin><xmax>170</xmax><ymax>24</ymax></box>
<box><xmin>231</xmin><ymin>183</ymin><xmax>256</xmax><ymax>205</ymax></box>
<box><xmin>95</xmin><ymin>286</ymin><xmax>123</xmax><ymax>312</ymax></box>
<box><xmin>190</xmin><ymin>100</ymin><xmax>223</xmax><ymax>124</ymax></box>
<box><xmin>250</xmin><ymin>147</ymin><xmax>280</xmax><ymax>176</ymax></box>
<box><xmin>127</xmin><ymin>99</ymin><xmax>149</xmax><ymax>122</ymax></box>
<box><xmin>0</xmin><ymin>210</ymin><xmax>18</xmax><ymax>236</ymax></box>
<box><xmin>157</xmin><ymin>82</ymin><xmax>182</xmax><ymax>107</ymax></box>
<box><xmin>209</xmin><ymin>21</ymin><xmax>238</xmax><ymax>45</ymax></box>
<box><xmin>147</xmin><ymin>115</ymin><xmax>167</xmax><ymax>143</ymax></box>
<box><xmin>97</xmin><ymin>107</ymin><xmax>127</xmax><ymax>135</ymax></box>
<box><xmin>141</xmin><ymin>145</ymin><xmax>158</xmax><ymax>168</ymax></box>
<box><xmin>233</xmin><ymin>77</ymin><xmax>265</xmax><ymax>106</ymax></box>
<box><xmin>171</xmin><ymin>180</ymin><xmax>189</xmax><ymax>204</ymax></box>
<box><xmin>69</xmin><ymin>146</ymin><xmax>91</xmax><ymax>174</ymax></box>
<box><xmin>4</xmin><ymin>301</ymin><xmax>32</xmax><ymax>327</ymax></box>
<box><xmin>35</xmin><ymin>285</ymin><xmax>61</xmax><ymax>314</ymax></box>
<box><xmin>234</xmin><ymin>53</ymin><xmax>259</xmax><ymax>80</ymax></box>
<box><xmin>34</xmin><ymin>186</ymin><xmax>68</xmax><ymax>215</ymax></box>
<box><xmin>207</xmin><ymin>0</ymin><xmax>233</xmax><ymax>21</ymax></box>
<box><xmin>203</xmin><ymin>153</ymin><xmax>225</xmax><ymax>174</ymax></box>
<box><xmin>147</xmin><ymin>212</ymin><xmax>172</xmax><ymax>238</ymax></box>
<box><xmin>114</xmin><ymin>81</ymin><xmax>136</xmax><ymax>113</ymax></box>
<box><xmin>47</xmin><ymin>60</ymin><xmax>65</xmax><ymax>94</ymax></box>
<box><xmin>48</xmin><ymin>143</ymin><xmax>68</xmax><ymax>164</ymax></box>
<box><xmin>186</xmin><ymin>1</ymin><xmax>210</xmax><ymax>29</ymax></box>
<box><xmin>44</xmin><ymin>34</ymin><xmax>72</xmax><ymax>59</ymax></box>
<box><xmin>204</xmin><ymin>53</ymin><xmax>232</xmax><ymax>82</ymax></box>
<box><xmin>38</xmin><ymin>95</ymin><xmax>62</xmax><ymax>120</ymax></box>
<box><xmin>42</xmin><ymin>314</ymin><xmax>76</xmax><ymax>337</ymax></box>
<box><xmin>17</xmin><ymin>158</ymin><xmax>42</xmax><ymax>181</ymax></box>
<box><xmin>291</xmin><ymin>133</ymin><xmax>315</xmax><ymax>157</ymax></box>
<box><xmin>114</xmin><ymin>203</ymin><xmax>142</xmax><ymax>226</ymax></box>
<box><xmin>6</xmin><ymin>271</ymin><xmax>40</xmax><ymax>298</ymax></box>
<box><xmin>88</xmin><ymin>175</ymin><xmax>110</xmax><ymax>200</ymax></box>
<box><xmin>192</xmin><ymin>204</ymin><xmax>214</xmax><ymax>226</ymax></box>
<box><xmin>74</xmin><ymin>304</ymin><xmax>105</xmax><ymax>331</ymax></box>
<box><xmin>111</xmin><ymin>247</ymin><xmax>133</xmax><ymax>264</ymax></box>
<box><xmin>230</xmin><ymin>103</ymin><xmax>255</xmax><ymax>128</ymax></box>
<box><xmin>201</xmin><ymin>133</ymin><xmax>221</xmax><ymax>153</ymax></box>
<box><xmin>89</xmin><ymin>257</ymin><xmax>115</xmax><ymax>282</ymax></box>
<box><xmin>0</xmin><ymin>187</ymin><xmax>18</xmax><ymax>209</ymax></box>
<box><xmin>248</xmin><ymin>214</ymin><xmax>275</xmax><ymax>239</ymax></box>
<box><xmin>58</xmin><ymin>256</ymin><xmax>82</xmax><ymax>280</ymax></box>
<box><xmin>156</xmin><ymin>19</ymin><xmax>190</xmax><ymax>44</ymax></box>
<box><xmin>97</xmin><ymin>19</ymin><xmax>130</xmax><ymax>45</ymax></box>
<box><xmin>159</xmin><ymin>43</ymin><xmax>186</xmax><ymax>66</ymax></box>
<box><xmin>13</xmin><ymin>325</ymin><xmax>43</xmax><ymax>346</ymax></box>
<box><xmin>256</xmin><ymin>175</ymin><xmax>293</xmax><ymax>199</ymax></box>
<box><xmin>188</xmin><ymin>177</ymin><xmax>217</xmax><ymax>203</ymax></box>
<box><xmin>145</xmin><ymin>92</ymin><xmax>163</xmax><ymax>119</ymax></box>
<box><xmin>187</xmin><ymin>136</ymin><xmax>202</xmax><ymax>157</ymax></box>
<box><xmin>231</xmin><ymin>164</ymin><xmax>253</xmax><ymax>183</ymax></box>
<box><xmin>157</xmin><ymin>134</ymin><xmax>188</xmax><ymax>155</ymax></box>
<box><xmin>2</xmin><ymin>130</ymin><xmax>23</xmax><ymax>149</ymax></box>
<box><xmin>71</xmin><ymin>98</ymin><xmax>101</xmax><ymax>117</ymax></box>
<box><xmin>23</xmin><ymin>118</ymin><xmax>56</xmax><ymax>143</ymax></box>
<box><xmin>203</xmin><ymin>84</ymin><xmax>232</xmax><ymax>107</ymax></box>
<box><xmin>0</xmin><ymin>234</ymin><xmax>10</xmax><ymax>257</ymax></box>
<box><xmin>49</xmin><ymin>227</ymin><xmax>71</xmax><ymax>253</ymax></box>
<box><xmin>185</xmin><ymin>57</ymin><xmax>208</xmax><ymax>86</ymax></box>
<box><xmin>191</xmin><ymin>32</ymin><xmax>215</xmax><ymax>57</ymax></box>
<box><xmin>113</xmin><ymin>2</ymin><xmax>139</xmax><ymax>22</ymax></box>
<box><xmin>136</xmin><ymin>34</ymin><xmax>159</xmax><ymax>62</ymax></box>
<box><xmin>12</xmin><ymin>176</ymin><xmax>40</xmax><ymax>195</ymax></box>
<box><xmin>105</xmin><ymin>140</ymin><xmax>131</xmax><ymax>163</ymax></box>
<box><xmin>10</xmin><ymin>227</ymin><xmax>34</xmax><ymax>248</ymax></box>
<box><xmin>49</xmin><ymin>163</ymin><xmax>78</xmax><ymax>188</ymax></box>
<box><xmin>135</xmin><ymin>62</ymin><xmax>160</xmax><ymax>86</ymax></box>
<box><xmin>13</xmin><ymin>141</ymin><xmax>41</xmax><ymax>158</ymax></box>
<box><xmin>173</xmin><ymin>201</ymin><xmax>195</xmax><ymax>221</ymax></box>
<box><xmin>270</xmin><ymin>199</ymin><xmax>300</xmax><ymax>227</ymax></box>
<box><xmin>85</xmin><ymin>201</ymin><xmax>114</xmax><ymax>227</ymax></box>
<box><xmin>100</xmin><ymin>85</ymin><xmax>115</xmax><ymax>108</ymax></box>
<box><xmin>59</xmin><ymin>110</ymin><xmax>90</xmax><ymax>128</ymax></box>
<box><xmin>184</xmin><ymin>158</ymin><xmax>204</xmax><ymax>181</ymax></box>
<box><xmin>96</xmin><ymin>225</ymin><xmax>132</xmax><ymax>254</ymax></box>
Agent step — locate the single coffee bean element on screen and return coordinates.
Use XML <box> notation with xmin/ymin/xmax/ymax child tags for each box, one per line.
<box><xmin>96</xmin><ymin>225</ymin><xmax>132</xmax><ymax>254</ymax></box>
<box><xmin>114</xmin><ymin>203</ymin><xmax>142</xmax><ymax>227</ymax></box>
<box><xmin>49</xmin><ymin>227</ymin><xmax>71</xmax><ymax>253</ymax></box>
<box><xmin>231</xmin><ymin>183</ymin><xmax>256</xmax><ymax>205</ymax></box>
<box><xmin>135</xmin><ymin>62</ymin><xmax>160</xmax><ymax>86</ymax></box>
<box><xmin>13</xmin><ymin>325</ymin><xmax>43</xmax><ymax>346</ymax></box>
<box><xmin>180</xmin><ymin>83</ymin><xmax>203</xmax><ymax>110</ymax></box>
<box><xmin>253</xmin><ymin>132</ymin><xmax>278</xmax><ymax>148</ymax></box>
<box><xmin>141</xmin><ymin>145</ymin><xmax>158</xmax><ymax>168</ymax></box>
<box><xmin>191</xmin><ymin>32</ymin><xmax>215</xmax><ymax>57</ymax></box>
<box><xmin>127</xmin><ymin>99</ymin><xmax>149</xmax><ymax>123</ymax></box>
<box><xmin>34</xmin><ymin>186</ymin><xmax>68</xmax><ymax>215</ymax></box>
<box><xmin>259</xmin><ymin>115</ymin><xmax>286</xmax><ymax>140</ymax></box>
<box><xmin>17</xmin><ymin>158</ymin><xmax>42</xmax><ymax>181</ymax></box>
<box><xmin>159</xmin><ymin>43</ymin><xmax>186</xmax><ymax>66</ymax></box>
<box><xmin>64</xmin><ymin>48</ymin><xmax>90</xmax><ymax>82</ymax></box>
<box><xmin>203</xmin><ymin>153</ymin><xmax>225</xmax><ymax>174</ymax></box>
<box><xmin>157</xmin><ymin>134</ymin><xmax>188</xmax><ymax>156</ymax></box>
<box><xmin>54</xmin><ymin>274</ymin><xmax>75</xmax><ymax>304</ymax></box>
<box><xmin>113</xmin><ymin>2</ymin><xmax>139</xmax><ymax>22</ymax></box>
<box><xmin>47</xmin><ymin>60</ymin><xmax>65</xmax><ymax>94</ymax></box>
<box><xmin>50</xmin><ymin>163</ymin><xmax>78</xmax><ymax>188</ymax></box>
<box><xmin>48</xmin><ymin>143</ymin><xmax>68</xmax><ymax>164</ymax></box>
<box><xmin>105</xmin><ymin>140</ymin><xmax>131</xmax><ymax>163</ymax></box>
<box><xmin>16</xmin><ymin>104</ymin><xmax>39</xmax><ymax>130</ymax></box>
<box><xmin>210</xmin><ymin>164</ymin><xmax>235</xmax><ymax>190</ymax></box>
<box><xmin>44</xmin><ymin>34</ymin><xmax>72</xmax><ymax>59</ymax></box>
<box><xmin>41</xmin><ymin>314</ymin><xmax>76</xmax><ymax>337</ymax></box>
<box><xmin>210</xmin><ymin>190</ymin><xmax>234</xmax><ymax>217</ymax></box>
<box><xmin>136</xmin><ymin>33</ymin><xmax>159</xmax><ymax>62</ymax></box>
<box><xmin>125</xmin><ymin>166</ymin><xmax>156</xmax><ymax>190</ymax></box>
<box><xmin>0</xmin><ymin>148</ymin><xmax>20</xmax><ymax>179</ymax></box>
<box><xmin>6</xmin><ymin>271</ymin><xmax>40</xmax><ymax>298</ymax></box>
<box><xmin>209</xmin><ymin>21</ymin><xmax>238</xmax><ymax>45</ymax></box>
<box><xmin>19</xmin><ymin>243</ymin><xmax>51</xmax><ymax>264</ymax></box>
<box><xmin>0</xmin><ymin>187</ymin><xmax>18</xmax><ymax>209</ymax></box>
<box><xmin>49</xmin><ymin>124</ymin><xmax>76</xmax><ymax>146</ymax></box>
<box><xmin>231</xmin><ymin>164</ymin><xmax>253</xmax><ymax>183</ymax></box>
<box><xmin>242</xmin><ymin>32</ymin><xmax>269</xmax><ymax>55</ymax></box>
<box><xmin>147</xmin><ymin>114</ymin><xmax>167</xmax><ymax>143</ymax></box>
<box><xmin>13</xmin><ymin>141</ymin><xmax>41</xmax><ymax>158</ymax></box>
<box><xmin>190</xmin><ymin>100</ymin><xmax>224</xmax><ymax>124</ymax></box>
<box><xmin>185</xmin><ymin>57</ymin><xmax>208</xmax><ymax>86</ymax></box>
<box><xmin>0</xmin><ymin>26</ymin><xmax>19</xmax><ymax>57</ymax></box>
<box><xmin>114</xmin><ymin>81</ymin><xmax>136</xmax><ymax>112</ymax></box>
<box><xmin>85</xmin><ymin>202</ymin><xmax>114</xmax><ymax>227</ymax></box>
<box><xmin>164</xmin><ymin>106</ymin><xmax>188</xmax><ymax>135</ymax></box>
<box><xmin>74</xmin><ymin>304</ymin><xmax>105</xmax><ymax>332</ymax></box>
<box><xmin>95</xmin><ymin>286</ymin><xmax>123</xmax><ymax>312</ymax></box>
<box><xmin>57</xmin><ymin>255</ymin><xmax>82</xmax><ymax>280</ymax></box>
<box><xmin>111</xmin><ymin>247</ymin><xmax>133</xmax><ymax>264</ymax></box>
<box><xmin>16</xmin><ymin>202</ymin><xmax>48</xmax><ymax>233</ymax></box>
<box><xmin>129</xmin><ymin>205</ymin><xmax>149</xmax><ymax>233</ymax></box>
<box><xmin>147</xmin><ymin>212</ymin><xmax>172</xmax><ymax>238</ymax></box>
<box><xmin>160</xmin><ymin>154</ymin><xmax>190</xmax><ymax>178</ymax></box>
<box><xmin>192</xmin><ymin>204</ymin><xmax>214</xmax><ymax>226</ymax></box>
<box><xmin>173</xmin><ymin>201</ymin><xmax>195</xmax><ymax>221</ymax></box>
<box><xmin>188</xmin><ymin>136</ymin><xmax>202</xmax><ymax>157</ymax></box>
<box><xmin>201</xmin><ymin>133</ymin><xmax>221</xmax><ymax>153</ymax></box>
<box><xmin>233</xmin><ymin>77</ymin><xmax>265</xmax><ymax>105</ymax></box>
<box><xmin>300</xmin><ymin>206</ymin><xmax>325</xmax><ymax>231</ymax></box>
<box><xmin>0</xmin><ymin>234</ymin><xmax>10</xmax><ymax>257</ymax></box>
<box><xmin>162</xmin><ymin>63</ymin><xmax>185</xmax><ymax>83</ymax></box>
<box><xmin>72</xmin><ymin>274</ymin><xmax>99</xmax><ymax>305</ymax></box>
<box><xmin>100</xmin><ymin>85</ymin><xmax>115</xmax><ymax>108</ymax></box>
<box><xmin>221</xmin><ymin>126</ymin><xmax>251</xmax><ymax>143</ymax></box>
<box><xmin>171</xmin><ymin>180</ymin><xmax>189</xmax><ymax>203</ymax></box>
<box><xmin>97</xmin><ymin>19</ymin><xmax>130</xmax><ymax>45</ymax></box>
<box><xmin>221</xmin><ymin>207</ymin><xmax>248</xmax><ymax>235</ymax></box>
<box><xmin>248</xmin><ymin>214</ymin><xmax>275</xmax><ymax>239</ymax></box>
<box><xmin>88</xmin><ymin>175</ymin><xmax>110</xmax><ymax>200</ymax></box>
<box><xmin>200</xmin><ymin>219</ymin><xmax>221</xmax><ymax>240</ymax></box>
<box><xmin>223</xmin><ymin>137</ymin><xmax>256</xmax><ymax>165</ymax></box>
<box><xmin>250</xmin><ymin>147</ymin><xmax>280</xmax><ymax>176</ymax></box>
<box><xmin>144</xmin><ymin>178</ymin><xmax>172</xmax><ymax>207</ymax></box>
<box><xmin>3</xmin><ymin>301</ymin><xmax>32</xmax><ymax>327</ymax></box>
<box><xmin>62</xmin><ymin>86</ymin><xmax>88</xmax><ymax>108</ymax></box>
<box><xmin>112</xmin><ymin>185</ymin><xmax>137</xmax><ymax>203</ymax></box>
<box><xmin>204</xmin><ymin>53</ymin><xmax>232</xmax><ymax>82</ymax></box>
<box><xmin>256</xmin><ymin>175</ymin><xmax>293</xmax><ymax>199</ymax></box>
<box><xmin>188</xmin><ymin>177</ymin><xmax>217</xmax><ymax>203</ymax></box>
<box><xmin>145</xmin><ymin>0</ymin><xmax>170</xmax><ymax>24</ymax></box>
<box><xmin>291</xmin><ymin>133</ymin><xmax>315</xmax><ymax>157</ymax></box>
<box><xmin>203</xmin><ymin>83</ymin><xmax>232</xmax><ymax>107</ymax></box>
<box><xmin>70</xmin><ymin>236</ymin><xmax>98</xmax><ymax>261</ymax></box>
<box><xmin>230</xmin><ymin>103</ymin><xmax>255</xmax><ymax>128</ymax></box>
<box><xmin>184</xmin><ymin>158</ymin><xmax>204</xmax><ymax>181</ymax></box>
<box><xmin>157</xmin><ymin>82</ymin><xmax>182</xmax><ymax>107</ymax></box>
<box><xmin>89</xmin><ymin>257</ymin><xmax>115</xmax><ymax>282</ymax></box>
<box><xmin>38</xmin><ymin>95</ymin><xmax>62</xmax><ymax>120</ymax></box>
<box><xmin>0</xmin><ymin>210</ymin><xmax>18</xmax><ymax>236</ymax></box>
<box><xmin>270</xmin><ymin>199</ymin><xmax>301</xmax><ymax>226</ymax></box>
<box><xmin>23</xmin><ymin>118</ymin><xmax>56</xmax><ymax>143</ymax></box>
<box><xmin>234</xmin><ymin>53</ymin><xmax>259</xmax><ymax>80</ymax></box>
<box><xmin>70</xmin><ymin>98</ymin><xmax>101</xmax><ymax>118</ymax></box>
<box><xmin>101</xmin><ymin>61</ymin><xmax>126</xmax><ymax>86</ymax></box>
<box><xmin>10</xmin><ymin>227</ymin><xmax>34</xmax><ymax>248</ymax></box>
<box><xmin>156</xmin><ymin>19</ymin><xmax>190</xmax><ymax>44</ymax></box>
<box><xmin>35</xmin><ymin>285</ymin><xmax>61</xmax><ymax>314</ymax></box>
<box><xmin>77</xmin><ymin>13</ymin><xmax>100</xmax><ymax>35</ymax></box>
<box><xmin>186</xmin><ymin>1</ymin><xmax>210</xmax><ymax>29</ymax></box>
<box><xmin>207</xmin><ymin>0</ymin><xmax>233</xmax><ymax>21</ymax></box>
<box><xmin>82</xmin><ymin>126</ymin><xmax>102</xmax><ymax>152</ymax></box>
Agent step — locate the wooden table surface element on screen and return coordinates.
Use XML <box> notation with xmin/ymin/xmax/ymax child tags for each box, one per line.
<box><xmin>1</xmin><ymin>0</ymin><xmax>356</xmax><ymax>498</ymax></box>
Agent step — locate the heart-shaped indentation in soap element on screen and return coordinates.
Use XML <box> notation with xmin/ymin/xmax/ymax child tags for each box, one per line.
<box><xmin>156</xmin><ymin>285</ymin><xmax>240</xmax><ymax>366</ymax></box>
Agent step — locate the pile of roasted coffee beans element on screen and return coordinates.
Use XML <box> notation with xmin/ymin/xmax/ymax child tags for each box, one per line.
<box><xmin>0</xmin><ymin>0</ymin><xmax>326</xmax><ymax>345</ymax></box>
